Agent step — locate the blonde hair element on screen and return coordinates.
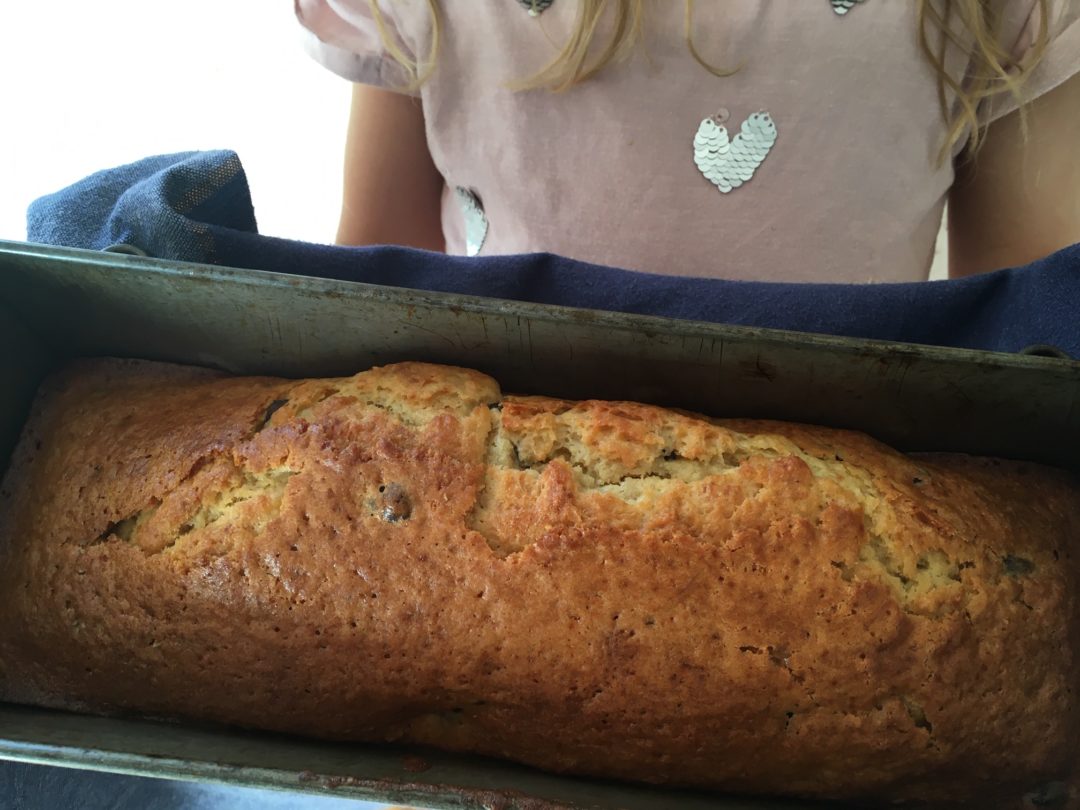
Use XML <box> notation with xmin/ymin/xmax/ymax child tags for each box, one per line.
<box><xmin>370</xmin><ymin>0</ymin><xmax>1049</xmax><ymax>159</ymax></box>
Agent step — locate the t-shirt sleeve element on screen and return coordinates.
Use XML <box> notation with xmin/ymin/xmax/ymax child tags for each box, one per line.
<box><xmin>294</xmin><ymin>0</ymin><xmax>416</xmax><ymax>91</ymax></box>
<box><xmin>982</xmin><ymin>0</ymin><xmax>1080</xmax><ymax>122</ymax></box>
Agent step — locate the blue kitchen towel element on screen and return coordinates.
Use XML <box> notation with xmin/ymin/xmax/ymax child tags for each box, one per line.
<box><xmin>26</xmin><ymin>149</ymin><xmax>1080</xmax><ymax>357</ymax></box>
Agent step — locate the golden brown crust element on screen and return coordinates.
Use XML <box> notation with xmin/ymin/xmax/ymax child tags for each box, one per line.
<box><xmin>1</xmin><ymin>358</ymin><xmax>1078</xmax><ymax>805</ymax></box>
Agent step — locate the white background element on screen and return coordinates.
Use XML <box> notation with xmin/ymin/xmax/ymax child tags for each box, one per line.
<box><xmin>0</xmin><ymin>0</ymin><xmax>948</xmax><ymax>277</ymax></box>
<box><xmin>0</xmin><ymin>0</ymin><xmax>349</xmax><ymax>247</ymax></box>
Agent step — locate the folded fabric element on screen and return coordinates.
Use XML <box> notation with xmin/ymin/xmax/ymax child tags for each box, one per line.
<box><xmin>26</xmin><ymin>149</ymin><xmax>1080</xmax><ymax>357</ymax></box>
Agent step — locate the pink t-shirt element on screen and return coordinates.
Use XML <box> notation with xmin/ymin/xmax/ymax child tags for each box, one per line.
<box><xmin>296</xmin><ymin>0</ymin><xmax>1080</xmax><ymax>282</ymax></box>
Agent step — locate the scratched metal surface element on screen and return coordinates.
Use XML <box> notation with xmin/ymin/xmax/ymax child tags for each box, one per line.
<box><xmin>0</xmin><ymin>240</ymin><xmax>1077</xmax><ymax>808</ymax></box>
<box><xmin>0</xmin><ymin>759</ymin><xmax>387</xmax><ymax>810</ymax></box>
<box><xmin>1</xmin><ymin>240</ymin><xmax>1078</xmax><ymax>475</ymax></box>
<box><xmin>0</xmin><ymin>704</ymin><xmax>806</xmax><ymax>810</ymax></box>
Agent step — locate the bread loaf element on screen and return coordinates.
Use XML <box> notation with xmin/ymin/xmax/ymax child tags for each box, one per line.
<box><xmin>1</xmin><ymin>358</ymin><xmax>1078</xmax><ymax>805</ymax></box>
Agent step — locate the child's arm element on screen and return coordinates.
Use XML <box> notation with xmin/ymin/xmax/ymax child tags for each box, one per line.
<box><xmin>948</xmin><ymin>72</ymin><xmax>1080</xmax><ymax>277</ymax></box>
<box><xmin>336</xmin><ymin>83</ymin><xmax>446</xmax><ymax>251</ymax></box>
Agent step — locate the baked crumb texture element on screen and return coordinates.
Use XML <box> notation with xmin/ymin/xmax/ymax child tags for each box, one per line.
<box><xmin>1</xmin><ymin>359</ymin><xmax>1078</xmax><ymax>805</ymax></box>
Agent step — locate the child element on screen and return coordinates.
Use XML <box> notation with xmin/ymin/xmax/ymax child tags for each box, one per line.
<box><xmin>295</xmin><ymin>0</ymin><xmax>1080</xmax><ymax>282</ymax></box>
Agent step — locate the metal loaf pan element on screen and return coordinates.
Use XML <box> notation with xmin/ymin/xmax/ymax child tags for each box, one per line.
<box><xmin>0</xmin><ymin>239</ymin><xmax>1077</xmax><ymax>809</ymax></box>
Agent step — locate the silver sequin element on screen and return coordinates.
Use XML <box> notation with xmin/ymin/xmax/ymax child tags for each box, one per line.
<box><xmin>454</xmin><ymin>187</ymin><xmax>488</xmax><ymax>256</ymax></box>
<box><xmin>693</xmin><ymin>112</ymin><xmax>778</xmax><ymax>194</ymax></box>
<box><xmin>830</xmin><ymin>0</ymin><xmax>867</xmax><ymax>15</ymax></box>
<box><xmin>516</xmin><ymin>0</ymin><xmax>554</xmax><ymax>16</ymax></box>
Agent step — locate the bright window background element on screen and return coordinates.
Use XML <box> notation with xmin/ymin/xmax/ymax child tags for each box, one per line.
<box><xmin>0</xmin><ymin>1</ymin><xmax>948</xmax><ymax>274</ymax></box>
<box><xmin>0</xmin><ymin>0</ymin><xmax>348</xmax><ymax>247</ymax></box>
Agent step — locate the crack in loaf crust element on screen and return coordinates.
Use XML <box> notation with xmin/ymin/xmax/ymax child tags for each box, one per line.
<box><xmin>0</xmin><ymin>358</ymin><xmax>1078</xmax><ymax>805</ymax></box>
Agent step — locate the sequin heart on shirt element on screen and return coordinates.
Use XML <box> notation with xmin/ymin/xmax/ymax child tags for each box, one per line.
<box><xmin>516</xmin><ymin>0</ymin><xmax>554</xmax><ymax>15</ymax></box>
<box><xmin>692</xmin><ymin>112</ymin><xmax>778</xmax><ymax>194</ymax></box>
<box><xmin>454</xmin><ymin>187</ymin><xmax>488</xmax><ymax>256</ymax></box>
<box><xmin>830</xmin><ymin>0</ymin><xmax>867</xmax><ymax>15</ymax></box>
